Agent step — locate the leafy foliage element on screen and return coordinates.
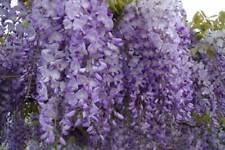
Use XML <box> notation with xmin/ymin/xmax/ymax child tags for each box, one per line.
<box><xmin>191</xmin><ymin>10</ymin><xmax>225</xmax><ymax>40</ymax></box>
<box><xmin>108</xmin><ymin>0</ymin><xmax>133</xmax><ymax>15</ymax></box>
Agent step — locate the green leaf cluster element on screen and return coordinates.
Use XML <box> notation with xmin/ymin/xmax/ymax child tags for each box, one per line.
<box><xmin>20</xmin><ymin>0</ymin><xmax>32</xmax><ymax>10</ymax></box>
<box><xmin>191</xmin><ymin>44</ymin><xmax>216</xmax><ymax>59</ymax></box>
<box><xmin>21</xmin><ymin>98</ymin><xmax>39</xmax><ymax>119</ymax></box>
<box><xmin>108</xmin><ymin>0</ymin><xmax>133</xmax><ymax>16</ymax></box>
<box><xmin>191</xmin><ymin>10</ymin><xmax>225</xmax><ymax>40</ymax></box>
<box><xmin>213</xmin><ymin>11</ymin><xmax>225</xmax><ymax>30</ymax></box>
<box><xmin>0</xmin><ymin>37</ymin><xmax>4</xmax><ymax>45</ymax></box>
<box><xmin>190</xmin><ymin>10</ymin><xmax>225</xmax><ymax>58</ymax></box>
<box><xmin>23</xmin><ymin>20</ymin><xmax>30</xmax><ymax>28</ymax></box>
<box><xmin>191</xmin><ymin>112</ymin><xmax>212</xmax><ymax>127</ymax></box>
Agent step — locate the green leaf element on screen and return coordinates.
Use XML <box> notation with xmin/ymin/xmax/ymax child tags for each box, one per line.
<box><xmin>68</xmin><ymin>136</ymin><xmax>76</xmax><ymax>144</ymax></box>
<box><xmin>191</xmin><ymin>47</ymin><xmax>199</xmax><ymax>56</ymax></box>
<box><xmin>0</xmin><ymin>37</ymin><xmax>4</xmax><ymax>45</ymax></box>
<box><xmin>192</xmin><ymin>11</ymin><xmax>204</xmax><ymax>25</ymax></box>
<box><xmin>191</xmin><ymin>43</ymin><xmax>216</xmax><ymax>60</ymax></box>
<box><xmin>108</xmin><ymin>0</ymin><xmax>133</xmax><ymax>15</ymax></box>
<box><xmin>23</xmin><ymin>20</ymin><xmax>30</xmax><ymax>28</ymax></box>
<box><xmin>218</xmin><ymin>11</ymin><xmax>225</xmax><ymax>22</ymax></box>
<box><xmin>219</xmin><ymin>117</ymin><xmax>225</xmax><ymax>130</ymax></box>
<box><xmin>195</xmin><ymin>32</ymin><xmax>205</xmax><ymax>40</ymax></box>
<box><xmin>200</xmin><ymin>22</ymin><xmax>211</xmax><ymax>31</ymax></box>
<box><xmin>191</xmin><ymin>112</ymin><xmax>212</xmax><ymax>126</ymax></box>
<box><xmin>22</xmin><ymin>98</ymin><xmax>39</xmax><ymax>119</ymax></box>
<box><xmin>108</xmin><ymin>0</ymin><xmax>117</xmax><ymax>12</ymax></box>
<box><xmin>22</xmin><ymin>0</ymin><xmax>32</xmax><ymax>10</ymax></box>
<box><xmin>191</xmin><ymin>112</ymin><xmax>197</xmax><ymax>118</ymax></box>
<box><xmin>201</xmin><ymin>113</ymin><xmax>212</xmax><ymax>124</ymax></box>
<box><xmin>206</xmin><ymin>45</ymin><xmax>216</xmax><ymax>59</ymax></box>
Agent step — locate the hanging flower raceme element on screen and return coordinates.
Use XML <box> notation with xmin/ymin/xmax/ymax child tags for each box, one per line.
<box><xmin>6</xmin><ymin>114</ymin><xmax>30</xmax><ymax>150</ymax></box>
<box><xmin>0</xmin><ymin>0</ymin><xmax>36</xmax><ymax>147</ymax></box>
<box><xmin>31</xmin><ymin>0</ymin><xmax>67</xmax><ymax>145</ymax></box>
<box><xmin>61</xmin><ymin>0</ymin><xmax>124</xmax><ymax>147</ymax></box>
<box><xmin>114</xmin><ymin>0</ymin><xmax>194</xmax><ymax>148</ymax></box>
<box><xmin>33</xmin><ymin>0</ymin><xmax>124</xmax><ymax>147</ymax></box>
<box><xmin>187</xmin><ymin>30</ymin><xmax>225</xmax><ymax>149</ymax></box>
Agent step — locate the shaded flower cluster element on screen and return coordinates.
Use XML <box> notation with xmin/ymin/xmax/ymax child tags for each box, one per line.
<box><xmin>112</xmin><ymin>0</ymin><xmax>194</xmax><ymax>148</ymax></box>
<box><xmin>31</xmin><ymin>0</ymin><xmax>69</xmax><ymax>145</ymax></box>
<box><xmin>0</xmin><ymin>0</ymin><xmax>36</xmax><ymax>148</ymax></box>
<box><xmin>185</xmin><ymin>30</ymin><xmax>225</xmax><ymax>149</ymax></box>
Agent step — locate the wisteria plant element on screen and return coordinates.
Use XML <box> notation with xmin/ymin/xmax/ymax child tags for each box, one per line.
<box><xmin>0</xmin><ymin>0</ymin><xmax>225</xmax><ymax>150</ymax></box>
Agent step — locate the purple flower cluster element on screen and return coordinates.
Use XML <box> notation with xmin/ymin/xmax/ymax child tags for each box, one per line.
<box><xmin>6</xmin><ymin>114</ymin><xmax>29</xmax><ymax>150</ymax></box>
<box><xmin>32</xmin><ymin>0</ymin><xmax>124</xmax><ymax>146</ymax></box>
<box><xmin>0</xmin><ymin>0</ymin><xmax>225</xmax><ymax>149</ymax></box>
<box><xmin>62</xmin><ymin>0</ymin><xmax>124</xmax><ymax>145</ymax></box>
<box><xmin>113</xmin><ymin>0</ymin><xmax>194</xmax><ymax>148</ymax></box>
<box><xmin>31</xmin><ymin>0</ymin><xmax>67</xmax><ymax>144</ymax></box>
<box><xmin>186</xmin><ymin>30</ymin><xmax>225</xmax><ymax>149</ymax></box>
<box><xmin>0</xmin><ymin>1</ymin><xmax>36</xmax><ymax>148</ymax></box>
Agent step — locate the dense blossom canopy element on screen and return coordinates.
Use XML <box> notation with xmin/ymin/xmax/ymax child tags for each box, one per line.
<box><xmin>0</xmin><ymin>0</ymin><xmax>224</xmax><ymax>149</ymax></box>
